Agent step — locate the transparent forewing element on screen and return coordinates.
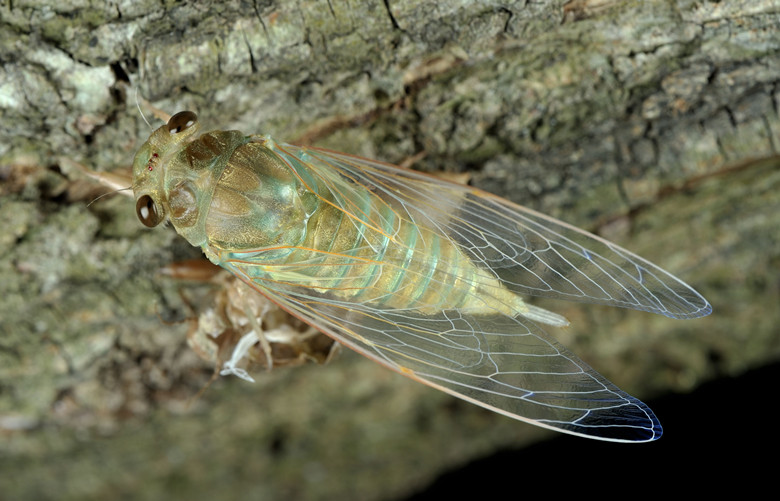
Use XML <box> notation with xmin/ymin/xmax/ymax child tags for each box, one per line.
<box><xmin>282</xmin><ymin>144</ymin><xmax>711</xmax><ymax>320</ymax></box>
<box><xmin>223</xmin><ymin>260</ymin><xmax>662</xmax><ymax>442</ymax></box>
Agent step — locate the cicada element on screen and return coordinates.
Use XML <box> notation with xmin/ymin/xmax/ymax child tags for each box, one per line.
<box><xmin>132</xmin><ymin>111</ymin><xmax>711</xmax><ymax>442</ymax></box>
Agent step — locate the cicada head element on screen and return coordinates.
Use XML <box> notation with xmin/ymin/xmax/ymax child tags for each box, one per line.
<box><xmin>132</xmin><ymin>111</ymin><xmax>202</xmax><ymax>229</ymax></box>
<box><xmin>132</xmin><ymin>111</ymin><xmax>254</xmax><ymax>250</ymax></box>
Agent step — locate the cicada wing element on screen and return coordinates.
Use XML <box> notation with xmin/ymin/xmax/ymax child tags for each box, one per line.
<box><xmin>282</xmin><ymin>144</ymin><xmax>711</xmax><ymax>320</ymax></box>
<box><xmin>221</xmin><ymin>264</ymin><xmax>661</xmax><ymax>442</ymax></box>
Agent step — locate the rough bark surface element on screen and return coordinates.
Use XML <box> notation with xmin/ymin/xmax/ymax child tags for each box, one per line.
<box><xmin>1</xmin><ymin>0</ymin><xmax>778</xmax><ymax>499</ymax></box>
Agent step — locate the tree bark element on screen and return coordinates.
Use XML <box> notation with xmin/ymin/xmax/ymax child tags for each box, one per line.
<box><xmin>1</xmin><ymin>0</ymin><xmax>778</xmax><ymax>499</ymax></box>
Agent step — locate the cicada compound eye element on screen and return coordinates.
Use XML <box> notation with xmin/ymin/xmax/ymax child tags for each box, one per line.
<box><xmin>167</xmin><ymin>111</ymin><xmax>198</xmax><ymax>135</ymax></box>
<box><xmin>136</xmin><ymin>194</ymin><xmax>163</xmax><ymax>227</ymax></box>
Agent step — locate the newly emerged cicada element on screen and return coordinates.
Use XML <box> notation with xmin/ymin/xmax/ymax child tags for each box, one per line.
<box><xmin>132</xmin><ymin>111</ymin><xmax>711</xmax><ymax>442</ymax></box>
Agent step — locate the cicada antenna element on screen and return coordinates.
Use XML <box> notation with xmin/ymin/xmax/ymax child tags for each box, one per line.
<box><xmin>86</xmin><ymin>187</ymin><xmax>133</xmax><ymax>208</ymax></box>
<box><xmin>135</xmin><ymin>87</ymin><xmax>153</xmax><ymax>130</ymax></box>
<box><xmin>129</xmin><ymin>84</ymin><xmax>172</xmax><ymax>126</ymax></box>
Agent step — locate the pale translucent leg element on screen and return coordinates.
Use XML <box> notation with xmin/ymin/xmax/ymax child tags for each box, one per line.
<box><xmin>219</xmin><ymin>331</ymin><xmax>260</xmax><ymax>382</ymax></box>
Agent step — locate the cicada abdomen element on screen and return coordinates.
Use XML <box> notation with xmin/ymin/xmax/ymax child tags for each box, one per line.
<box><xmin>132</xmin><ymin>111</ymin><xmax>711</xmax><ymax>442</ymax></box>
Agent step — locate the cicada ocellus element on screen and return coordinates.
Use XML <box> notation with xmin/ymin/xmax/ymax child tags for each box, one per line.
<box><xmin>132</xmin><ymin>111</ymin><xmax>711</xmax><ymax>442</ymax></box>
